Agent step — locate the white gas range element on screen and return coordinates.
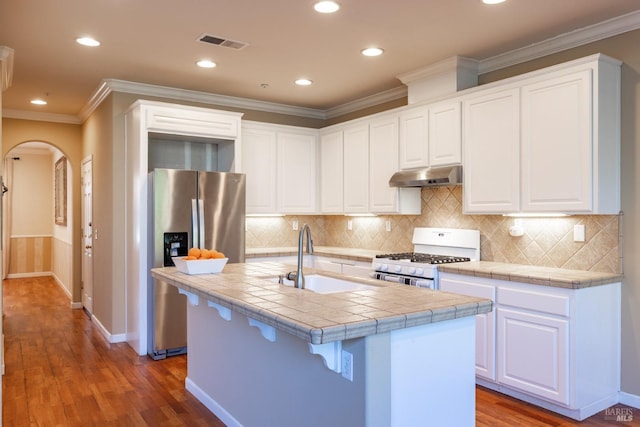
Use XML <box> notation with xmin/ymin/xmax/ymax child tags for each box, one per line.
<box><xmin>371</xmin><ymin>227</ymin><xmax>480</xmax><ymax>290</ymax></box>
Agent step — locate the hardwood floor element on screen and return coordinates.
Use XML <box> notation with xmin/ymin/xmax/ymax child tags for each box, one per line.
<box><xmin>2</xmin><ymin>276</ymin><xmax>638</xmax><ymax>426</ymax></box>
<box><xmin>2</xmin><ymin>276</ymin><xmax>225</xmax><ymax>426</ymax></box>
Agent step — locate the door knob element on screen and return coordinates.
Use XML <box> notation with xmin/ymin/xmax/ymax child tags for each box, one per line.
<box><xmin>85</xmin><ymin>245</ymin><xmax>92</xmax><ymax>249</ymax></box>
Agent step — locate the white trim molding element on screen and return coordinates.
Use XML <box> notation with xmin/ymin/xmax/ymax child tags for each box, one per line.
<box><xmin>480</xmin><ymin>10</ymin><xmax>640</xmax><ymax>73</ymax></box>
<box><xmin>619</xmin><ymin>391</ymin><xmax>640</xmax><ymax>410</ymax></box>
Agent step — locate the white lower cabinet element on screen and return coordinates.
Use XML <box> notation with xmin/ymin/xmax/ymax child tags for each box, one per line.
<box><xmin>497</xmin><ymin>307</ymin><xmax>569</xmax><ymax>405</ymax></box>
<box><xmin>439</xmin><ymin>272</ymin><xmax>621</xmax><ymax>421</ymax></box>
<box><xmin>439</xmin><ymin>276</ymin><xmax>496</xmax><ymax>381</ymax></box>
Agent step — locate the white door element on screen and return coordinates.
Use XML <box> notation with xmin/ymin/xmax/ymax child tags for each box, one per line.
<box><xmin>81</xmin><ymin>157</ymin><xmax>93</xmax><ymax>313</ymax></box>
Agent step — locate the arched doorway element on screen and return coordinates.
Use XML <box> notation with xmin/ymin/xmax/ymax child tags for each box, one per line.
<box><xmin>3</xmin><ymin>142</ymin><xmax>76</xmax><ymax>304</ymax></box>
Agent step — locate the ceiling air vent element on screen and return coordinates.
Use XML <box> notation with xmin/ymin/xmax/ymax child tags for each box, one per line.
<box><xmin>198</xmin><ymin>34</ymin><xmax>249</xmax><ymax>50</ymax></box>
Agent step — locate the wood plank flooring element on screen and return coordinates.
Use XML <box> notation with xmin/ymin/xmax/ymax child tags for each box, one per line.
<box><xmin>2</xmin><ymin>276</ymin><xmax>638</xmax><ymax>426</ymax></box>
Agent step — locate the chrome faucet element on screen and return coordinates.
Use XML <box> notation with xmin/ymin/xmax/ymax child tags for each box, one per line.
<box><xmin>286</xmin><ymin>223</ymin><xmax>313</xmax><ymax>288</ymax></box>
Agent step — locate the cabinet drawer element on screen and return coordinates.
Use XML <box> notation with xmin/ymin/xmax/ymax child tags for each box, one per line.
<box><xmin>439</xmin><ymin>278</ymin><xmax>496</xmax><ymax>301</ymax></box>
<box><xmin>499</xmin><ymin>287</ymin><xmax>570</xmax><ymax>317</ymax></box>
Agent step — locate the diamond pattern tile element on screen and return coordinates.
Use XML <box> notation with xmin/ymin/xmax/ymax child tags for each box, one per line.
<box><xmin>246</xmin><ymin>187</ymin><xmax>621</xmax><ymax>274</ymax></box>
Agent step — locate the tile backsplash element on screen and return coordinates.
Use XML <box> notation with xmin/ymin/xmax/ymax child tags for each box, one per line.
<box><xmin>246</xmin><ymin>186</ymin><xmax>621</xmax><ymax>274</ymax></box>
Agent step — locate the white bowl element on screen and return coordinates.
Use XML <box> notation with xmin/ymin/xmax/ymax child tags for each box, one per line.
<box><xmin>172</xmin><ymin>257</ymin><xmax>228</xmax><ymax>275</ymax></box>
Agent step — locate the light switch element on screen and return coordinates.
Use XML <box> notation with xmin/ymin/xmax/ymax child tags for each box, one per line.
<box><xmin>347</xmin><ymin>220</ymin><xmax>353</xmax><ymax>231</ymax></box>
<box><xmin>574</xmin><ymin>224</ymin><xmax>586</xmax><ymax>242</ymax></box>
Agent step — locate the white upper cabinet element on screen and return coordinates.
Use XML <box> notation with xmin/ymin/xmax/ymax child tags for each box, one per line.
<box><xmin>321</xmin><ymin>115</ymin><xmax>421</xmax><ymax>215</ymax></box>
<box><xmin>369</xmin><ymin>115</ymin><xmax>400</xmax><ymax>212</ymax></box>
<box><xmin>399</xmin><ymin>107</ymin><xmax>429</xmax><ymax>170</ymax></box>
<box><xmin>319</xmin><ymin>130</ymin><xmax>344</xmax><ymax>213</ymax></box>
<box><xmin>520</xmin><ymin>70</ymin><xmax>593</xmax><ymax>212</ymax></box>
<box><xmin>398</xmin><ymin>100</ymin><xmax>462</xmax><ymax>170</ymax></box>
<box><xmin>429</xmin><ymin>100</ymin><xmax>462</xmax><ymax>166</ymax></box>
<box><xmin>242</xmin><ymin>127</ymin><xmax>277</xmax><ymax>213</ymax></box>
<box><xmin>463</xmin><ymin>54</ymin><xmax>621</xmax><ymax>215</ymax></box>
<box><xmin>463</xmin><ymin>88</ymin><xmax>521</xmax><ymax>213</ymax></box>
<box><xmin>276</xmin><ymin>131</ymin><xmax>318</xmax><ymax>213</ymax></box>
<box><xmin>242</xmin><ymin>122</ymin><xmax>318</xmax><ymax>214</ymax></box>
<box><xmin>343</xmin><ymin>124</ymin><xmax>370</xmax><ymax>213</ymax></box>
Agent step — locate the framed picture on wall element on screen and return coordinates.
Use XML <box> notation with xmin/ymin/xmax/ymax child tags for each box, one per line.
<box><xmin>55</xmin><ymin>156</ymin><xmax>67</xmax><ymax>226</ymax></box>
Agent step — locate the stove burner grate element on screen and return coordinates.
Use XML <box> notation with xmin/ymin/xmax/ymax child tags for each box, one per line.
<box><xmin>375</xmin><ymin>252</ymin><xmax>471</xmax><ymax>264</ymax></box>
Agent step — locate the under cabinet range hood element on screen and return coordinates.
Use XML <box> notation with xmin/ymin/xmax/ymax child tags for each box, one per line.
<box><xmin>389</xmin><ymin>165</ymin><xmax>462</xmax><ymax>188</ymax></box>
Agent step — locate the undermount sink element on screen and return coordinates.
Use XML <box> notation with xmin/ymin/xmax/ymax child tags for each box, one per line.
<box><xmin>275</xmin><ymin>274</ymin><xmax>376</xmax><ymax>294</ymax></box>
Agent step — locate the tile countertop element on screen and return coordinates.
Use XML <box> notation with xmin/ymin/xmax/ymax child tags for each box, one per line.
<box><xmin>151</xmin><ymin>262</ymin><xmax>493</xmax><ymax>345</ymax></box>
<box><xmin>245</xmin><ymin>246</ymin><xmax>380</xmax><ymax>263</ymax></box>
<box><xmin>438</xmin><ymin>261</ymin><xmax>622</xmax><ymax>289</ymax></box>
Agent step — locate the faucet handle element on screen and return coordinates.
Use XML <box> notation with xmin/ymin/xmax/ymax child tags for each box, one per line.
<box><xmin>286</xmin><ymin>271</ymin><xmax>297</xmax><ymax>281</ymax></box>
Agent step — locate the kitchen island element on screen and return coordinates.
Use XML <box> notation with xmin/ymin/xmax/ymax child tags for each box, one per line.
<box><xmin>151</xmin><ymin>262</ymin><xmax>492</xmax><ymax>427</ymax></box>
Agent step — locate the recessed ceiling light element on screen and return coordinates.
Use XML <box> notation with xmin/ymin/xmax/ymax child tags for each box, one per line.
<box><xmin>295</xmin><ymin>78</ymin><xmax>313</xmax><ymax>86</ymax></box>
<box><xmin>31</xmin><ymin>99</ymin><xmax>47</xmax><ymax>105</ymax></box>
<box><xmin>482</xmin><ymin>0</ymin><xmax>506</xmax><ymax>4</ymax></box>
<box><xmin>314</xmin><ymin>1</ymin><xmax>340</xmax><ymax>13</ymax></box>
<box><xmin>196</xmin><ymin>59</ymin><xmax>217</xmax><ymax>68</ymax></box>
<box><xmin>361</xmin><ymin>47</ymin><xmax>384</xmax><ymax>57</ymax></box>
<box><xmin>76</xmin><ymin>37</ymin><xmax>101</xmax><ymax>47</ymax></box>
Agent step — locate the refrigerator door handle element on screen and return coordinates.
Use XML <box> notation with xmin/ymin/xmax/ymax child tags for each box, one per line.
<box><xmin>198</xmin><ymin>199</ymin><xmax>205</xmax><ymax>248</ymax></box>
<box><xmin>191</xmin><ymin>199</ymin><xmax>199</xmax><ymax>248</ymax></box>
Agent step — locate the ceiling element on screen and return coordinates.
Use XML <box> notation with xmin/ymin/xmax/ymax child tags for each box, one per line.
<box><xmin>1</xmin><ymin>0</ymin><xmax>639</xmax><ymax>121</ymax></box>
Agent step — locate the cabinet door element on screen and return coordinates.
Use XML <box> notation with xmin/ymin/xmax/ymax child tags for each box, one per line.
<box><xmin>497</xmin><ymin>308</ymin><xmax>569</xmax><ymax>405</ymax></box>
<box><xmin>277</xmin><ymin>132</ymin><xmax>317</xmax><ymax>213</ymax></box>
<box><xmin>439</xmin><ymin>276</ymin><xmax>496</xmax><ymax>381</ymax></box>
<box><xmin>521</xmin><ymin>70</ymin><xmax>592</xmax><ymax>212</ymax></box>
<box><xmin>343</xmin><ymin>124</ymin><xmax>370</xmax><ymax>213</ymax></box>
<box><xmin>242</xmin><ymin>127</ymin><xmax>277</xmax><ymax>213</ymax></box>
<box><xmin>399</xmin><ymin>107</ymin><xmax>429</xmax><ymax>170</ymax></box>
<box><xmin>320</xmin><ymin>131</ymin><xmax>344</xmax><ymax>213</ymax></box>
<box><xmin>463</xmin><ymin>88</ymin><xmax>520</xmax><ymax>213</ymax></box>
<box><xmin>429</xmin><ymin>101</ymin><xmax>461</xmax><ymax>166</ymax></box>
<box><xmin>369</xmin><ymin>116</ymin><xmax>399</xmax><ymax>212</ymax></box>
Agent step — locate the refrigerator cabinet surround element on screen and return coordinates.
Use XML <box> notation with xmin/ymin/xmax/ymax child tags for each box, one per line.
<box><xmin>149</xmin><ymin>169</ymin><xmax>246</xmax><ymax>360</ymax></box>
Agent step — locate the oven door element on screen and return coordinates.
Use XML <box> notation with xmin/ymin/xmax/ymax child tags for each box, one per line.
<box><xmin>372</xmin><ymin>272</ymin><xmax>436</xmax><ymax>290</ymax></box>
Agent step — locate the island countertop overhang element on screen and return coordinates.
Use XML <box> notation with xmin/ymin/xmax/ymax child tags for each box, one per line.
<box><xmin>151</xmin><ymin>261</ymin><xmax>492</xmax><ymax>344</ymax></box>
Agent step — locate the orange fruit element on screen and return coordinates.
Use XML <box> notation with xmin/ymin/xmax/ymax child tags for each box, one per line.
<box><xmin>188</xmin><ymin>247</ymin><xmax>201</xmax><ymax>258</ymax></box>
<box><xmin>184</xmin><ymin>255</ymin><xmax>197</xmax><ymax>260</ymax></box>
<box><xmin>213</xmin><ymin>251</ymin><xmax>225</xmax><ymax>259</ymax></box>
<box><xmin>199</xmin><ymin>249</ymin><xmax>212</xmax><ymax>259</ymax></box>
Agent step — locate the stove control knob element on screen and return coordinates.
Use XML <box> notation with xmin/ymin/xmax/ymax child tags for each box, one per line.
<box><xmin>379</xmin><ymin>264</ymin><xmax>388</xmax><ymax>272</ymax></box>
<box><xmin>407</xmin><ymin>267</ymin><xmax>416</xmax><ymax>275</ymax></box>
<box><xmin>393</xmin><ymin>265</ymin><xmax>402</xmax><ymax>273</ymax></box>
<box><xmin>416</xmin><ymin>268</ymin><xmax>424</xmax><ymax>275</ymax></box>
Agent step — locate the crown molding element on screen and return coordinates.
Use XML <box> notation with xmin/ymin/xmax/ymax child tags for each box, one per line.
<box><xmin>325</xmin><ymin>86</ymin><xmax>407</xmax><ymax>119</ymax></box>
<box><xmin>3</xmin><ymin>108</ymin><xmax>81</xmax><ymax>124</ymax></box>
<box><xmin>0</xmin><ymin>46</ymin><xmax>15</xmax><ymax>91</ymax></box>
<box><xmin>479</xmin><ymin>9</ymin><xmax>640</xmax><ymax>74</ymax></box>
<box><xmin>79</xmin><ymin>78</ymin><xmax>328</xmax><ymax>122</ymax></box>
<box><xmin>397</xmin><ymin>56</ymin><xmax>479</xmax><ymax>85</ymax></box>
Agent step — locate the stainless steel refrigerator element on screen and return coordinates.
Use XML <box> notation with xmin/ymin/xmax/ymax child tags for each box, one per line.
<box><xmin>148</xmin><ymin>168</ymin><xmax>246</xmax><ymax>360</ymax></box>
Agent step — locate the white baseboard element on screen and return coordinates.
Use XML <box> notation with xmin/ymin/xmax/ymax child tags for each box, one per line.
<box><xmin>7</xmin><ymin>272</ymin><xmax>53</xmax><ymax>279</ymax></box>
<box><xmin>91</xmin><ymin>314</ymin><xmax>127</xmax><ymax>344</ymax></box>
<box><xmin>185</xmin><ymin>377</ymin><xmax>241</xmax><ymax>427</ymax></box>
<box><xmin>619</xmin><ymin>391</ymin><xmax>640</xmax><ymax>409</ymax></box>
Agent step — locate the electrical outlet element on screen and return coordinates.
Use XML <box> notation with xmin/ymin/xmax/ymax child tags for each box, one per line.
<box><xmin>347</xmin><ymin>220</ymin><xmax>353</xmax><ymax>231</ymax></box>
<box><xmin>574</xmin><ymin>224</ymin><xmax>586</xmax><ymax>242</ymax></box>
<box><xmin>385</xmin><ymin>220</ymin><xmax>391</xmax><ymax>232</ymax></box>
<box><xmin>341</xmin><ymin>350</ymin><xmax>353</xmax><ymax>381</ymax></box>
<box><xmin>292</xmin><ymin>220</ymin><xmax>298</xmax><ymax>231</ymax></box>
